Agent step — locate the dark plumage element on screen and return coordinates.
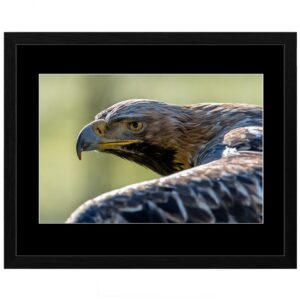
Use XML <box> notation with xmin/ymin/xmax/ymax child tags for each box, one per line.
<box><xmin>68</xmin><ymin>99</ymin><xmax>263</xmax><ymax>223</ymax></box>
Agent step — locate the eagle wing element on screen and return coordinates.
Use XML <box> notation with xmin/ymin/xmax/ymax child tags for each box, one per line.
<box><xmin>66</xmin><ymin>151</ymin><xmax>263</xmax><ymax>224</ymax></box>
<box><xmin>196</xmin><ymin>126</ymin><xmax>263</xmax><ymax>165</ymax></box>
<box><xmin>223</xmin><ymin>126</ymin><xmax>263</xmax><ymax>151</ymax></box>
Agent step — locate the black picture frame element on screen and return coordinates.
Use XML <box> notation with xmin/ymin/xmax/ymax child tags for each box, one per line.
<box><xmin>4</xmin><ymin>32</ymin><xmax>297</xmax><ymax>268</ymax></box>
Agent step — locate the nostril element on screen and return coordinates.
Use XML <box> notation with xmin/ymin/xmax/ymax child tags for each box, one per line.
<box><xmin>94</xmin><ymin>119</ymin><xmax>106</xmax><ymax>136</ymax></box>
<box><xmin>96</xmin><ymin>127</ymin><xmax>102</xmax><ymax>135</ymax></box>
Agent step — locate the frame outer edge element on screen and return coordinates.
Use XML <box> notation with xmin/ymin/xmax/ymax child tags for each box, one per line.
<box><xmin>4</xmin><ymin>33</ymin><xmax>17</xmax><ymax>267</ymax></box>
<box><xmin>3</xmin><ymin>32</ymin><xmax>297</xmax><ymax>268</ymax></box>
<box><xmin>284</xmin><ymin>33</ymin><xmax>297</xmax><ymax>268</ymax></box>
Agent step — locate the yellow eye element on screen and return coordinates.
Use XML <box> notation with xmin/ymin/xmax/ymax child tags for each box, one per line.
<box><xmin>128</xmin><ymin>121</ymin><xmax>144</xmax><ymax>132</ymax></box>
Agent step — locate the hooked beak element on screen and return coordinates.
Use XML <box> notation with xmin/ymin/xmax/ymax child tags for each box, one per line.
<box><xmin>76</xmin><ymin>121</ymin><xmax>102</xmax><ymax>160</ymax></box>
<box><xmin>76</xmin><ymin>120</ymin><xmax>141</xmax><ymax>160</ymax></box>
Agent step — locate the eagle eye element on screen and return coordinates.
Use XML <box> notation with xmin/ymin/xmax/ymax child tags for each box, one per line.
<box><xmin>127</xmin><ymin>121</ymin><xmax>144</xmax><ymax>132</ymax></box>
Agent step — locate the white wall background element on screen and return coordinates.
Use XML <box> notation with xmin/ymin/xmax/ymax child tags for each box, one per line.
<box><xmin>0</xmin><ymin>1</ymin><xmax>299</xmax><ymax>299</ymax></box>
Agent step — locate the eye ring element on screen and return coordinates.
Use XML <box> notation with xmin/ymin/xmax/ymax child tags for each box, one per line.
<box><xmin>127</xmin><ymin>121</ymin><xmax>144</xmax><ymax>132</ymax></box>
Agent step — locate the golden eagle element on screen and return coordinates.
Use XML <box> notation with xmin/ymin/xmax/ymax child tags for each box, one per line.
<box><xmin>66</xmin><ymin>99</ymin><xmax>263</xmax><ymax>223</ymax></box>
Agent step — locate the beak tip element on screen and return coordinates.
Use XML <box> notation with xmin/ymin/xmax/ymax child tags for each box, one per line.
<box><xmin>77</xmin><ymin>149</ymin><xmax>82</xmax><ymax>160</ymax></box>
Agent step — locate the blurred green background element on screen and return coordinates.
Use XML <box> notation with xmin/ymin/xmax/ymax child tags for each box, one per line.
<box><xmin>39</xmin><ymin>74</ymin><xmax>263</xmax><ymax>223</ymax></box>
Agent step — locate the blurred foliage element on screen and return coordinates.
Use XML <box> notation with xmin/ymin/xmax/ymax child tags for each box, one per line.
<box><xmin>39</xmin><ymin>74</ymin><xmax>263</xmax><ymax>223</ymax></box>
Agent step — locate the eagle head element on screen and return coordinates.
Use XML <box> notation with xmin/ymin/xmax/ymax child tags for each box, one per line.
<box><xmin>76</xmin><ymin>99</ymin><xmax>198</xmax><ymax>175</ymax></box>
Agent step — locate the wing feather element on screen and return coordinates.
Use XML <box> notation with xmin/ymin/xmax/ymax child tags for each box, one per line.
<box><xmin>66</xmin><ymin>152</ymin><xmax>263</xmax><ymax>224</ymax></box>
<box><xmin>196</xmin><ymin>126</ymin><xmax>263</xmax><ymax>164</ymax></box>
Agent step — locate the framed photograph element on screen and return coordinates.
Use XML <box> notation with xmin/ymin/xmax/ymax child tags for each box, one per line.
<box><xmin>4</xmin><ymin>32</ymin><xmax>296</xmax><ymax>268</ymax></box>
